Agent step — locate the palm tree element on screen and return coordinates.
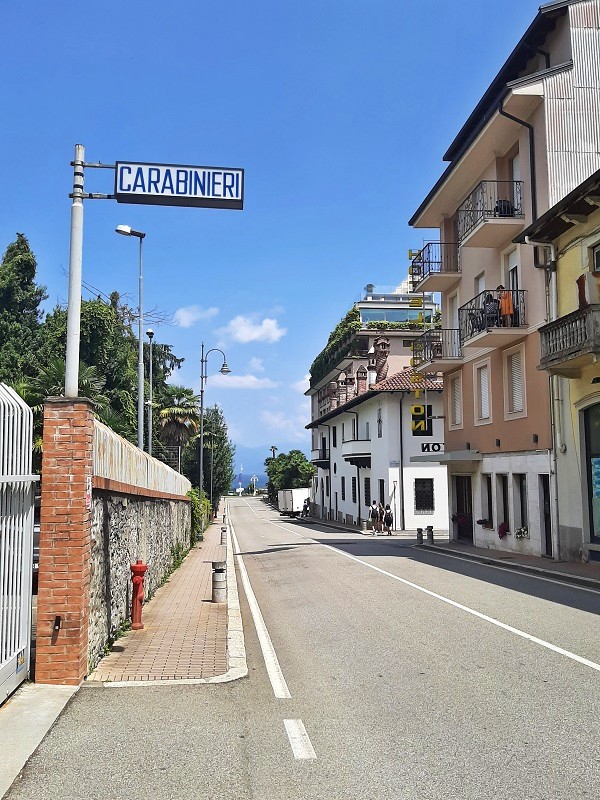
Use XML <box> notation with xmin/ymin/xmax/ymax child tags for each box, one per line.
<box><xmin>158</xmin><ymin>385</ymin><xmax>200</xmax><ymax>448</ymax></box>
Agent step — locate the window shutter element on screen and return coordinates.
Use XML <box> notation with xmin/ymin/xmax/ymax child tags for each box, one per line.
<box><xmin>479</xmin><ymin>365</ymin><xmax>489</xmax><ymax>419</ymax></box>
<box><xmin>451</xmin><ymin>377</ymin><xmax>462</xmax><ymax>425</ymax></box>
<box><xmin>509</xmin><ymin>352</ymin><xmax>523</xmax><ymax>412</ymax></box>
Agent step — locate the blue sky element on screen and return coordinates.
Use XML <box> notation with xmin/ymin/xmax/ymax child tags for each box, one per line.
<box><xmin>0</xmin><ymin>0</ymin><xmax>542</xmax><ymax>471</ymax></box>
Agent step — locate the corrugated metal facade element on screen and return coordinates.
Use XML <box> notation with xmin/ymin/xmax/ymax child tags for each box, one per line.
<box><xmin>544</xmin><ymin>1</ymin><xmax>600</xmax><ymax>206</ymax></box>
<box><xmin>93</xmin><ymin>420</ymin><xmax>191</xmax><ymax>497</ymax></box>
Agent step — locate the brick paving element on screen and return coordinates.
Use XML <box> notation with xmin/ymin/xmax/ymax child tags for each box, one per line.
<box><xmin>88</xmin><ymin>522</ymin><xmax>228</xmax><ymax>682</ymax></box>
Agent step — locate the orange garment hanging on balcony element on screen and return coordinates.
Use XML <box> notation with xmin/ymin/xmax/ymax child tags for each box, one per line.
<box><xmin>498</xmin><ymin>286</ymin><xmax>514</xmax><ymax>323</ymax></box>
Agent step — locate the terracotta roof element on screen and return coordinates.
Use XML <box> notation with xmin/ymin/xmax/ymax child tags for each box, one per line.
<box><xmin>372</xmin><ymin>369</ymin><xmax>443</xmax><ymax>392</ymax></box>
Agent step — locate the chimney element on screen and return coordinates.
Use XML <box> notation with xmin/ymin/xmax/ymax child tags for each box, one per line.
<box><xmin>356</xmin><ymin>366</ymin><xmax>368</xmax><ymax>394</ymax></box>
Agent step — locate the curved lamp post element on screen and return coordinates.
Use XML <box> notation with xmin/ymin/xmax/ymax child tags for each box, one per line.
<box><xmin>199</xmin><ymin>342</ymin><xmax>230</xmax><ymax>531</ymax></box>
<box><xmin>115</xmin><ymin>224</ymin><xmax>146</xmax><ymax>449</ymax></box>
<box><xmin>146</xmin><ymin>328</ymin><xmax>154</xmax><ymax>455</ymax></box>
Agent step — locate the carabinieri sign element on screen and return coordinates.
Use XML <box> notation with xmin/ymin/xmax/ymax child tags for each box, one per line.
<box><xmin>115</xmin><ymin>161</ymin><xmax>244</xmax><ymax>209</ymax></box>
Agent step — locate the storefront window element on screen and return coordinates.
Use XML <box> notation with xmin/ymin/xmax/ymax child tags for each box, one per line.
<box><xmin>585</xmin><ymin>403</ymin><xmax>600</xmax><ymax>543</ymax></box>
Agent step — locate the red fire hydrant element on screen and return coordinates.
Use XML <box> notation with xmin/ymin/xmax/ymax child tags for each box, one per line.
<box><xmin>130</xmin><ymin>559</ymin><xmax>148</xmax><ymax>630</ymax></box>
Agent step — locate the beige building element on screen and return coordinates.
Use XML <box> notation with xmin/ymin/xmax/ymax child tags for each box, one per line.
<box><xmin>409</xmin><ymin>0</ymin><xmax>600</xmax><ymax>556</ymax></box>
<box><xmin>515</xmin><ymin>168</ymin><xmax>600</xmax><ymax>561</ymax></box>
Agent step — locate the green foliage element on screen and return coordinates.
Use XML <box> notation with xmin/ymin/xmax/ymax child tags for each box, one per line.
<box><xmin>0</xmin><ymin>233</ymin><xmax>47</xmax><ymax>384</ymax></box>
<box><xmin>187</xmin><ymin>487</ymin><xmax>203</xmax><ymax>544</ymax></box>
<box><xmin>309</xmin><ymin>306</ymin><xmax>361</xmax><ymax>387</ymax></box>
<box><xmin>364</xmin><ymin>320</ymin><xmax>439</xmax><ymax>331</ymax></box>
<box><xmin>183</xmin><ymin>405</ymin><xmax>235</xmax><ymax>508</ymax></box>
<box><xmin>158</xmin><ymin>385</ymin><xmax>200</xmax><ymax>448</ymax></box>
<box><xmin>265</xmin><ymin>449</ymin><xmax>315</xmax><ymax>501</ymax></box>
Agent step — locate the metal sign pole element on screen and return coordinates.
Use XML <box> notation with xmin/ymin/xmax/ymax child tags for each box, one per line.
<box><xmin>64</xmin><ymin>144</ymin><xmax>85</xmax><ymax>397</ymax></box>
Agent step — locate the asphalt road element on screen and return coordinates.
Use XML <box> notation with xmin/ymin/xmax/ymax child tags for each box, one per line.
<box><xmin>6</xmin><ymin>497</ymin><xmax>600</xmax><ymax>800</ymax></box>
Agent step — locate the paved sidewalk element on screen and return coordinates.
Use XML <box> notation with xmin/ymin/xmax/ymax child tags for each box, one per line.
<box><xmin>88</xmin><ymin>522</ymin><xmax>228</xmax><ymax>682</ymax></box>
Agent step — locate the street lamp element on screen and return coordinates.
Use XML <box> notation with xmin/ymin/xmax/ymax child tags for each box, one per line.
<box><xmin>146</xmin><ymin>328</ymin><xmax>154</xmax><ymax>456</ymax></box>
<box><xmin>115</xmin><ymin>224</ymin><xmax>146</xmax><ymax>450</ymax></box>
<box><xmin>251</xmin><ymin>475</ymin><xmax>258</xmax><ymax>495</ymax></box>
<box><xmin>199</xmin><ymin>342</ymin><xmax>230</xmax><ymax>531</ymax></box>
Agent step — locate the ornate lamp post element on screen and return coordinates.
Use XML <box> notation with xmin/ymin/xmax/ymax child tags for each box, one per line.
<box><xmin>199</xmin><ymin>342</ymin><xmax>230</xmax><ymax>532</ymax></box>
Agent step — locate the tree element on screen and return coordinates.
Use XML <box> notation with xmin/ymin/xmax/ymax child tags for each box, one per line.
<box><xmin>183</xmin><ymin>404</ymin><xmax>235</xmax><ymax>508</ymax></box>
<box><xmin>158</xmin><ymin>385</ymin><xmax>200</xmax><ymax>448</ymax></box>
<box><xmin>0</xmin><ymin>233</ymin><xmax>47</xmax><ymax>384</ymax></box>
<box><xmin>265</xmin><ymin>450</ymin><xmax>315</xmax><ymax>501</ymax></box>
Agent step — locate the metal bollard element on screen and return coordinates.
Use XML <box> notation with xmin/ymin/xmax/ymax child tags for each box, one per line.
<box><xmin>416</xmin><ymin>527</ymin><xmax>423</xmax><ymax>545</ymax></box>
<box><xmin>212</xmin><ymin>560</ymin><xmax>227</xmax><ymax>603</ymax></box>
<box><xmin>220</xmin><ymin>525</ymin><xmax>227</xmax><ymax>546</ymax></box>
<box><xmin>426</xmin><ymin>525</ymin><xmax>434</xmax><ymax>543</ymax></box>
<box><xmin>222</xmin><ymin>512</ymin><xmax>226</xmax><ymax>525</ymax></box>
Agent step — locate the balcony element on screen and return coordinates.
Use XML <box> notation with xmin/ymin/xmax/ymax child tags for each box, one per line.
<box><xmin>459</xmin><ymin>289</ymin><xmax>527</xmax><ymax>347</ymax></box>
<box><xmin>341</xmin><ymin>438</ymin><xmax>371</xmax><ymax>468</ymax></box>
<box><xmin>539</xmin><ymin>305</ymin><xmax>600</xmax><ymax>376</ymax></box>
<box><xmin>311</xmin><ymin>447</ymin><xmax>330</xmax><ymax>468</ymax></box>
<box><xmin>412</xmin><ymin>329</ymin><xmax>463</xmax><ymax>373</ymax></box>
<box><xmin>409</xmin><ymin>242</ymin><xmax>460</xmax><ymax>293</ymax></box>
<box><xmin>457</xmin><ymin>181</ymin><xmax>525</xmax><ymax>247</ymax></box>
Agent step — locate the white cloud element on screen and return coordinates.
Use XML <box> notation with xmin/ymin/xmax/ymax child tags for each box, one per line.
<box><xmin>174</xmin><ymin>305</ymin><xmax>219</xmax><ymax>328</ymax></box>
<box><xmin>291</xmin><ymin>374</ymin><xmax>310</xmax><ymax>393</ymax></box>
<box><xmin>260</xmin><ymin>405</ymin><xmax>310</xmax><ymax>442</ymax></box>
<box><xmin>217</xmin><ymin>315</ymin><xmax>286</xmax><ymax>344</ymax></box>
<box><xmin>249</xmin><ymin>357</ymin><xmax>265</xmax><ymax>373</ymax></box>
<box><xmin>208</xmin><ymin>373</ymin><xmax>278</xmax><ymax>390</ymax></box>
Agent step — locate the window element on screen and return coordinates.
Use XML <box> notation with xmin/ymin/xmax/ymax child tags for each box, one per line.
<box><xmin>377</xmin><ymin>407</ymin><xmax>382</xmax><ymax>438</ymax></box>
<box><xmin>593</xmin><ymin>243</ymin><xmax>600</xmax><ymax>273</ymax></box>
<box><xmin>379</xmin><ymin>479</ymin><xmax>385</xmax><ymax>505</ymax></box>
<box><xmin>365</xmin><ymin>421</ymin><xmax>370</xmax><ymax>440</ymax></box>
<box><xmin>326</xmin><ymin>476</ymin><xmax>330</xmax><ymax>497</ymax></box>
<box><xmin>449</xmin><ymin>373</ymin><xmax>462</xmax><ymax>428</ymax></box>
<box><xmin>341</xmin><ymin>476</ymin><xmax>346</xmax><ymax>501</ymax></box>
<box><xmin>342</xmin><ymin>422</ymin><xmax>345</xmax><ymax>441</ymax></box>
<box><xmin>351</xmin><ymin>477</ymin><xmax>357</xmax><ymax>504</ymax></box>
<box><xmin>415</xmin><ymin>478</ymin><xmax>434</xmax><ymax>513</ymax></box>
<box><xmin>514</xmin><ymin>474</ymin><xmax>527</xmax><ymax>528</ymax></box>
<box><xmin>474</xmin><ymin>361</ymin><xmax>491</xmax><ymax>424</ymax></box>
<box><xmin>364</xmin><ymin>477</ymin><xmax>371</xmax><ymax>507</ymax></box>
<box><xmin>503</xmin><ymin>344</ymin><xmax>526</xmax><ymax>419</ymax></box>
<box><xmin>352</xmin><ymin>418</ymin><xmax>357</xmax><ymax>439</ymax></box>
<box><xmin>482</xmin><ymin>474</ymin><xmax>493</xmax><ymax>525</ymax></box>
<box><xmin>332</xmin><ymin>426</ymin><xmax>337</xmax><ymax>447</ymax></box>
<box><xmin>474</xmin><ymin>272</ymin><xmax>485</xmax><ymax>298</ymax></box>
<box><xmin>497</xmin><ymin>474</ymin><xmax>509</xmax><ymax>529</ymax></box>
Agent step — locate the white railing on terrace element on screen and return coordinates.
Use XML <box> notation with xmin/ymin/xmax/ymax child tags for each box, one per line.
<box><xmin>93</xmin><ymin>420</ymin><xmax>191</xmax><ymax>497</ymax></box>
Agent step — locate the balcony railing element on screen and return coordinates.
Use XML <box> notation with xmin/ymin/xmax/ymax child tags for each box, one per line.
<box><xmin>409</xmin><ymin>242</ymin><xmax>460</xmax><ymax>292</ymax></box>
<box><xmin>457</xmin><ymin>181</ymin><xmax>524</xmax><ymax>242</ymax></box>
<box><xmin>459</xmin><ymin>289</ymin><xmax>527</xmax><ymax>343</ymax></box>
<box><xmin>412</xmin><ymin>329</ymin><xmax>462</xmax><ymax>367</ymax></box>
<box><xmin>311</xmin><ymin>447</ymin><xmax>330</xmax><ymax>466</ymax></box>
<box><xmin>539</xmin><ymin>305</ymin><xmax>600</xmax><ymax>371</ymax></box>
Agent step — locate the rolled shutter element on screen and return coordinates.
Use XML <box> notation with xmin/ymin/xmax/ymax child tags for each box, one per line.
<box><xmin>509</xmin><ymin>352</ymin><xmax>523</xmax><ymax>412</ymax></box>
<box><xmin>479</xmin><ymin>365</ymin><xmax>489</xmax><ymax>419</ymax></box>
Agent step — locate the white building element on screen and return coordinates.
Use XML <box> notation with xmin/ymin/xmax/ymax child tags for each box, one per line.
<box><xmin>306</xmin><ymin>286</ymin><xmax>448</xmax><ymax>531</ymax></box>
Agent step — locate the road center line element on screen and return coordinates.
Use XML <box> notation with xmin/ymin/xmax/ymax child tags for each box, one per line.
<box><xmin>238</xmin><ymin>500</ymin><xmax>600</xmax><ymax>674</ymax></box>
<box><xmin>284</xmin><ymin>719</ymin><xmax>317</xmax><ymax>760</ymax></box>
<box><xmin>229</xmin><ymin>519</ymin><xmax>291</xmax><ymax>699</ymax></box>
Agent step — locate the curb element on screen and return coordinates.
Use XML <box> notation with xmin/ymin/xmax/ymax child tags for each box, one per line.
<box><xmin>416</xmin><ymin>543</ymin><xmax>600</xmax><ymax>591</ymax></box>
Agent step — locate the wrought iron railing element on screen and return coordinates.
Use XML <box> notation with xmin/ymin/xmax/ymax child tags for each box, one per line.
<box><xmin>457</xmin><ymin>181</ymin><xmax>524</xmax><ymax>241</ymax></box>
<box><xmin>412</xmin><ymin>329</ymin><xmax>462</xmax><ymax>366</ymax></box>
<box><xmin>409</xmin><ymin>242</ymin><xmax>459</xmax><ymax>291</ymax></box>
<box><xmin>540</xmin><ymin>305</ymin><xmax>600</xmax><ymax>364</ymax></box>
<box><xmin>311</xmin><ymin>447</ymin><xmax>330</xmax><ymax>463</ymax></box>
<box><xmin>459</xmin><ymin>289</ymin><xmax>527</xmax><ymax>342</ymax></box>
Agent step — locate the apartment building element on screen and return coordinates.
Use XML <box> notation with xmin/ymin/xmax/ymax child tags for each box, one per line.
<box><xmin>409</xmin><ymin>0</ymin><xmax>600</xmax><ymax>556</ymax></box>
<box><xmin>306</xmin><ymin>286</ymin><xmax>448</xmax><ymax>530</ymax></box>
<box><xmin>515</xmin><ymin>169</ymin><xmax>600</xmax><ymax>561</ymax></box>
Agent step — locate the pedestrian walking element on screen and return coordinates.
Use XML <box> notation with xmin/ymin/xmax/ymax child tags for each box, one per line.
<box><xmin>383</xmin><ymin>505</ymin><xmax>393</xmax><ymax>535</ymax></box>
<box><xmin>377</xmin><ymin>502</ymin><xmax>385</xmax><ymax>533</ymax></box>
<box><xmin>369</xmin><ymin>500</ymin><xmax>379</xmax><ymax>534</ymax></box>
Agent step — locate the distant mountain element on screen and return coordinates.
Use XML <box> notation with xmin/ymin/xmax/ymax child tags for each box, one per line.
<box><xmin>231</xmin><ymin>443</ymin><xmax>311</xmax><ymax>490</ymax></box>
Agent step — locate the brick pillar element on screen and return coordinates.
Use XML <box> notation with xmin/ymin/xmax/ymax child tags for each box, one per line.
<box><xmin>36</xmin><ymin>398</ymin><xmax>94</xmax><ymax>685</ymax></box>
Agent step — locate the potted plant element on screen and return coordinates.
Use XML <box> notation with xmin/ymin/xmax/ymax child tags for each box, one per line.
<box><xmin>515</xmin><ymin>526</ymin><xmax>529</xmax><ymax>540</ymax></box>
<box><xmin>476</xmin><ymin>518</ymin><xmax>493</xmax><ymax>530</ymax></box>
<box><xmin>497</xmin><ymin>522</ymin><xmax>509</xmax><ymax>539</ymax></box>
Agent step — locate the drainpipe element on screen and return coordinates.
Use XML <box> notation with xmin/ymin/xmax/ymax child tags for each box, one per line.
<box><xmin>523</xmin><ymin>236</ymin><xmax>562</xmax><ymax>558</ymax></box>
<box><xmin>498</xmin><ymin>103</ymin><xmax>537</xmax><ymax>222</ymax></box>
<box><xmin>398</xmin><ymin>393</ymin><xmax>406</xmax><ymax>530</ymax></box>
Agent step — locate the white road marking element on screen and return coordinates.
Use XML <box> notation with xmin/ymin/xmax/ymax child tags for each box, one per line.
<box><xmin>230</xmin><ymin>519</ymin><xmax>291</xmax><ymax>699</ymax></box>
<box><xmin>284</xmin><ymin>719</ymin><xmax>317</xmax><ymax>760</ymax></box>
<box><xmin>236</xmin><ymin>499</ymin><xmax>600</xmax><ymax>674</ymax></box>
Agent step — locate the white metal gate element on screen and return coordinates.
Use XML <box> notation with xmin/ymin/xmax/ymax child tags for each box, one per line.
<box><xmin>0</xmin><ymin>383</ymin><xmax>37</xmax><ymax>703</ymax></box>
